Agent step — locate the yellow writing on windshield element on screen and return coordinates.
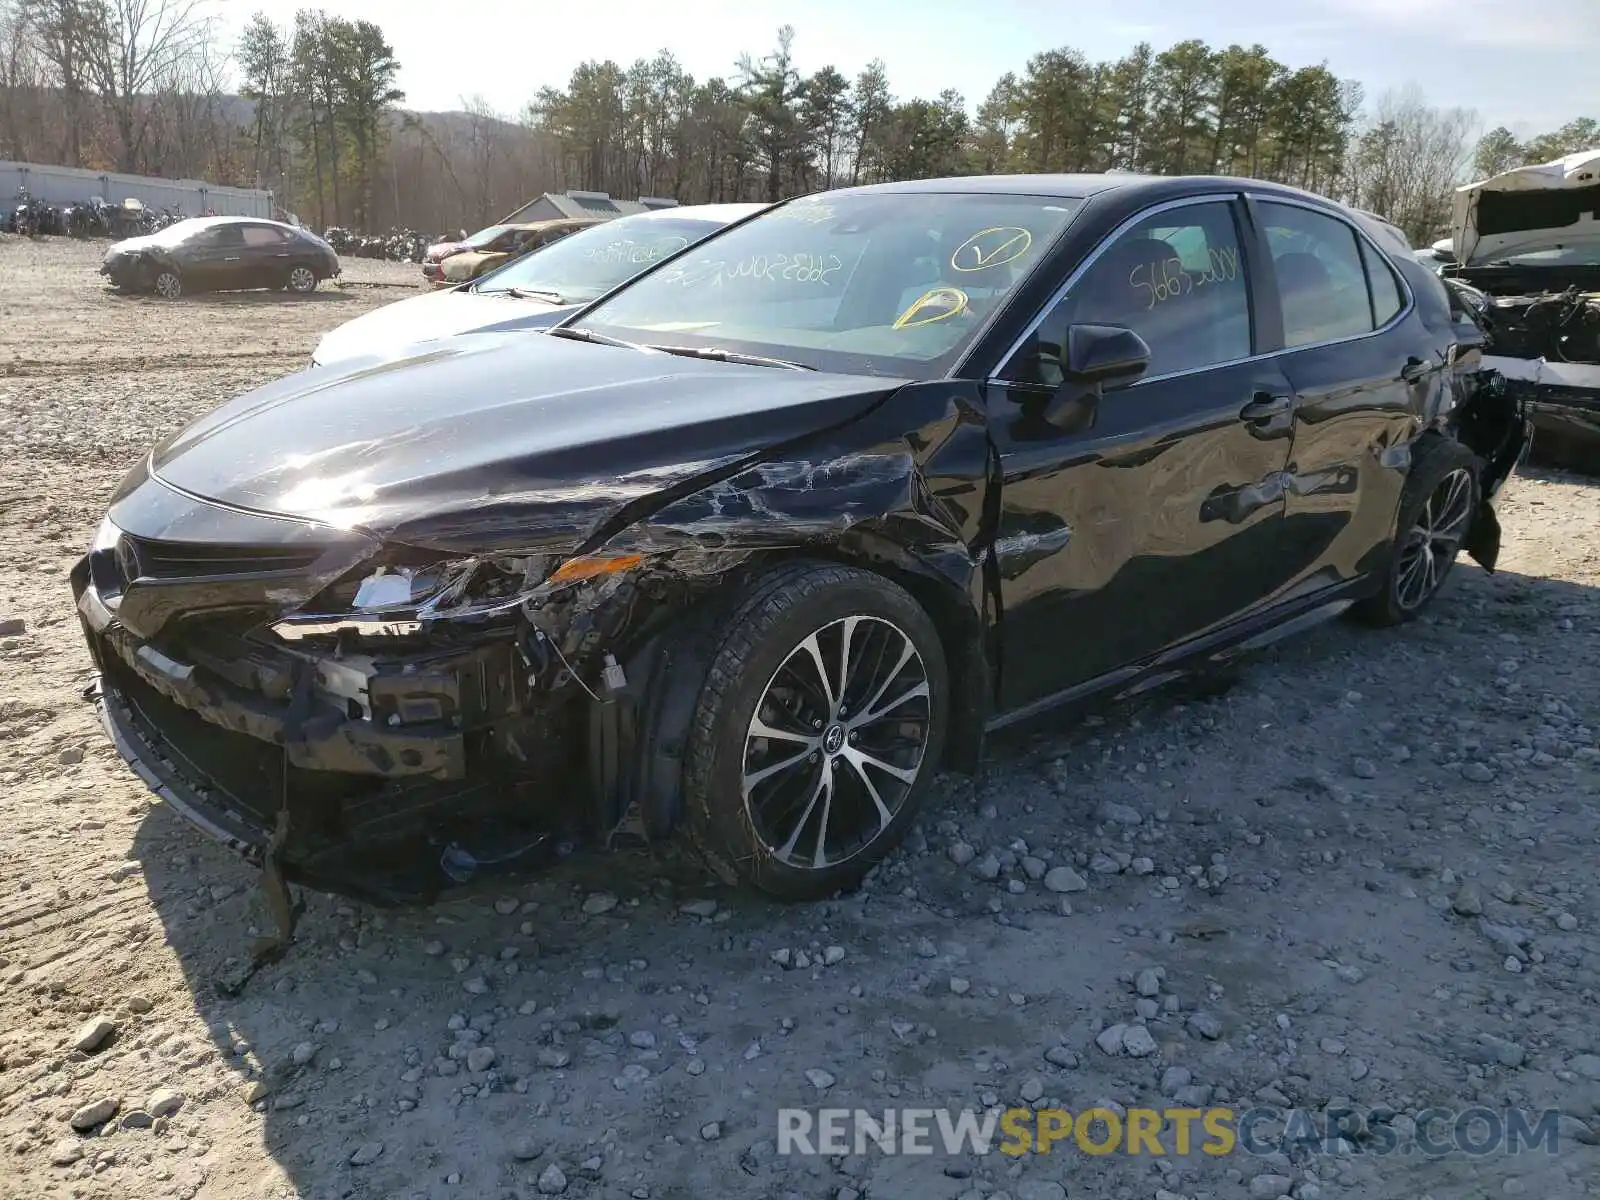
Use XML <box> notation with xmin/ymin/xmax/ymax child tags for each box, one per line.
<box><xmin>893</xmin><ymin>287</ymin><xmax>970</xmax><ymax>329</ymax></box>
<box><xmin>951</xmin><ymin>227</ymin><xmax>1033</xmax><ymax>272</ymax></box>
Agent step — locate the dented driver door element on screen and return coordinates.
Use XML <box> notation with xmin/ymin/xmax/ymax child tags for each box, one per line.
<box><xmin>982</xmin><ymin>195</ymin><xmax>1304</xmax><ymax>715</ymax></box>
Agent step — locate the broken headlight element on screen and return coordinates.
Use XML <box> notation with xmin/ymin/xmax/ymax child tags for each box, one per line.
<box><xmin>269</xmin><ymin>551</ymin><xmax>646</xmax><ymax>641</ymax></box>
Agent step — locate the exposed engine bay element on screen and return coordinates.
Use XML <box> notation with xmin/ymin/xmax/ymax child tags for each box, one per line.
<box><xmin>1436</xmin><ymin>149</ymin><xmax>1600</xmax><ymax>473</ymax></box>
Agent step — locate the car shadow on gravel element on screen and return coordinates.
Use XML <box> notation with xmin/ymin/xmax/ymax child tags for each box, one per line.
<box><xmin>190</xmin><ymin>291</ymin><xmax>360</xmax><ymax>307</ymax></box>
<box><xmin>119</xmin><ymin>561</ymin><xmax>1600</xmax><ymax>1198</ymax></box>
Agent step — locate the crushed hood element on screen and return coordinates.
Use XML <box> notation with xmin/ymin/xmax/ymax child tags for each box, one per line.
<box><xmin>103</xmin><ymin>232</ymin><xmax>171</xmax><ymax>260</ymax></box>
<box><xmin>148</xmin><ymin>333</ymin><xmax>899</xmax><ymax>550</ymax></box>
<box><xmin>1453</xmin><ymin>149</ymin><xmax>1600</xmax><ymax>266</ymax></box>
<box><xmin>311</xmin><ymin>288</ymin><xmax>565</xmax><ymax>366</ymax></box>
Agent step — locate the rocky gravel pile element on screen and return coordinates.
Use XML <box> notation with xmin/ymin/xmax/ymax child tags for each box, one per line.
<box><xmin>2</xmin><ymin>234</ymin><xmax>1599</xmax><ymax>1200</ymax></box>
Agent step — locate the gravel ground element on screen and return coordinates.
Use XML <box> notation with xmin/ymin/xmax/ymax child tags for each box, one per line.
<box><xmin>2</xmin><ymin>233</ymin><xmax>1600</xmax><ymax>1200</ymax></box>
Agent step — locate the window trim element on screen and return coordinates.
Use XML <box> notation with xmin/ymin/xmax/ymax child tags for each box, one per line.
<box><xmin>1247</xmin><ymin>193</ymin><xmax>1416</xmax><ymax>355</ymax></box>
<box><xmin>989</xmin><ymin>193</ymin><xmax>1261</xmax><ymax>388</ymax></box>
<box><xmin>988</xmin><ymin>191</ymin><xmax>1419</xmax><ymax>391</ymax></box>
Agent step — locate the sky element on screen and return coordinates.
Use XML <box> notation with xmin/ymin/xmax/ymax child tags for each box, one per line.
<box><xmin>225</xmin><ymin>0</ymin><xmax>1600</xmax><ymax>136</ymax></box>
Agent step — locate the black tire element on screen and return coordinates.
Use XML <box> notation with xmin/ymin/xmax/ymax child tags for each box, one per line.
<box><xmin>683</xmin><ymin>561</ymin><xmax>949</xmax><ymax>900</ymax></box>
<box><xmin>285</xmin><ymin>264</ymin><xmax>318</xmax><ymax>294</ymax></box>
<box><xmin>1353</xmin><ymin>437</ymin><xmax>1481</xmax><ymax>627</ymax></box>
<box><xmin>152</xmin><ymin>269</ymin><xmax>182</xmax><ymax>300</ymax></box>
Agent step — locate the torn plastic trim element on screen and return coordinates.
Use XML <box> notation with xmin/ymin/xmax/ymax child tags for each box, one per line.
<box><xmin>98</xmin><ymin>623</ymin><xmax>468</xmax><ymax>777</ymax></box>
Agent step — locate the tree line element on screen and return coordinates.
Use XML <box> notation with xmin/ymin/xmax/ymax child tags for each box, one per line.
<box><xmin>1</xmin><ymin>6</ymin><xmax>1596</xmax><ymax>246</ymax></box>
<box><xmin>530</xmin><ymin>28</ymin><xmax>1360</xmax><ymax>211</ymax></box>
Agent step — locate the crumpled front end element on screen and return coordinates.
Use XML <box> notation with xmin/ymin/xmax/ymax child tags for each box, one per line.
<box><xmin>71</xmin><ymin>481</ymin><xmax>610</xmax><ymax>904</ymax></box>
<box><xmin>70</xmin><ymin>345</ymin><xmax>987</xmax><ymax>907</ymax></box>
<box><xmin>100</xmin><ymin>247</ymin><xmax>155</xmax><ymax>291</ymax></box>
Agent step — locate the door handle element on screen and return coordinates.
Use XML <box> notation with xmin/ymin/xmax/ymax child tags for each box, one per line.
<box><xmin>1239</xmin><ymin>392</ymin><xmax>1292</xmax><ymax>422</ymax></box>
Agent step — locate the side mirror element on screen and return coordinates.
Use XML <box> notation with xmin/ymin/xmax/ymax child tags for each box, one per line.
<box><xmin>1062</xmin><ymin>323</ymin><xmax>1152</xmax><ymax>388</ymax></box>
<box><xmin>1036</xmin><ymin>324</ymin><xmax>1149</xmax><ymax>431</ymax></box>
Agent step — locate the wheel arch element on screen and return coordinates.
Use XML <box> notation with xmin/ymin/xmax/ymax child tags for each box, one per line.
<box><xmin>599</xmin><ymin>542</ymin><xmax>988</xmax><ymax>846</ymax></box>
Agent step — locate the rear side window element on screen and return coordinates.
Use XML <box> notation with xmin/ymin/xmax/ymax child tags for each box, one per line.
<box><xmin>242</xmin><ymin>225</ymin><xmax>289</xmax><ymax>248</ymax></box>
<box><xmin>1360</xmin><ymin>240</ymin><xmax>1404</xmax><ymax>326</ymax></box>
<box><xmin>1259</xmin><ymin>202</ymin><xmax>1374</xmax><ymax>348</ymax></box>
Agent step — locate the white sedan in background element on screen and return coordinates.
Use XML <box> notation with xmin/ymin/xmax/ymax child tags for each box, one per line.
<box><xmin>311</xmin><ymin>202</ymin><xmax>766</xmax><ymax>368</ymax></box>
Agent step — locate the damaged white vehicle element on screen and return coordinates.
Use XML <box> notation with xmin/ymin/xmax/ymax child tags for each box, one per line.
<box><xmin>1426</xmin><ymin>150</ymin><xmax>1600</xmax><ymax>472</ymax></box>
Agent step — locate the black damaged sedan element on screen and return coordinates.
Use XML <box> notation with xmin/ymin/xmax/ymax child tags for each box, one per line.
<box><xmin>74</xmin><ymin>174</ymin><xmax>1531</xmax><ymax>909</ymax></box>
<box><xmin>101</xmin><ymin>215</ymin><xmax>340</xmax><ymax>299</ymax></box>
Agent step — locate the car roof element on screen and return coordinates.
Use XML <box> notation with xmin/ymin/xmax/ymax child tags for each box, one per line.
<box><xmin>168</xmin><ymin>215</ymin><xmax>298</xmax><ymax>234</ymax></box>
<box><xmin>822</xmin><ymin>172</ymin><xmax>1353</xmax><ymax>209</ymax></box>
<box><xmin>504</xmin><ymin>218</ymin><xmax>607</xmax><ymax>232</ymax></box>
<box><xmin>624</xmin><ymin>202</ymin><xmax>767</xmax><ymax>223</ymax></box>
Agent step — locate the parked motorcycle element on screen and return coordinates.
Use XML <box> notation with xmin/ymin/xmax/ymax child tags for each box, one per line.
<box><xmin>10</xmin><ymin>188</ymin><xmax>40</xmax><ymax>237</ymax></box>
<box><xmin>110</xmin><ymin>198</ymin><xmax>152</xmax><ymax>239</ymax></box>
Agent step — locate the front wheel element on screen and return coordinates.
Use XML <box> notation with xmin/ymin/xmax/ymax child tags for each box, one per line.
<box><xmin>1354</xmin><ymin>438</ymin><xmax>1480</xmax><ymax>627</ymax></box>
<box><xmin>152</xmin><ymin>269</ymin><xmax>183</xmax><ymax>300</ymax></box>
<box><xmin>285</xmin><ymin>265</ymin><xmax>318</xmax><ymax>294</ymax></box>
<box><xmin>683</xmin><ymin>562</ymin><xmax>949</xmax><ymax>900</ymax></box>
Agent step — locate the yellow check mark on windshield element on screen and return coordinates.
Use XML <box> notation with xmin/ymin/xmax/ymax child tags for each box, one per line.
<box><xmin>952</xmin><ymin>227</ymin><xmax>1033</xmax><ymax>272</ymax></box>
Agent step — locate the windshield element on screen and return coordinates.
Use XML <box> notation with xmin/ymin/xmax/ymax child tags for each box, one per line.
<box><xmin>573</xmin><ymin>191</ymin><xmax>1085</xmax><ymax>376</ymax></box>
<box><xmin>474</xmin><ymin>215</ymin><xmax>726</xmax><ymax>302</ymax></box>
<box><xmin>464</xmin><ymin>225</ymin><xmax>514</xmax><ymax>250</ymax></box>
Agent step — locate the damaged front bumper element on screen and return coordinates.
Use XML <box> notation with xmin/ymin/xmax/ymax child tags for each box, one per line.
<box><xmin>72</xmin><ymin>559</ymin><xmax>578</xmax><ymax>904</ymax></box>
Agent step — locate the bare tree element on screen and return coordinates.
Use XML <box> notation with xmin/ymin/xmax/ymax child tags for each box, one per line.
<box><xmin>19</xmin><ymin>0</ymin><xmax>99</xmax><ymax>164</ymax></box>
<box><xmin>0</xmin><ymin>0</ymin><xmax>50</xmax><ymax>160</ymax></box>
<box><xmin>80</xmin><ymin>0</ymin><xmax>215</xmax><ymax>172</ymax></box>
<box><xmin>1340</xmin><ymin>86</ymin><xmax>1477</xmax><ymax>245</ymax></box>
<box><xmin>459</xmin><ymin>94</ymin><xmax>509</xmax><ymax>227</ymax></box>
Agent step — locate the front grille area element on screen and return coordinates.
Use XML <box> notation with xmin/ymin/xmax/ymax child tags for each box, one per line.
<box><xmin>119</xmin><ymin>535</ymin><xmax>326</xmax><ymax>581</ymax></box>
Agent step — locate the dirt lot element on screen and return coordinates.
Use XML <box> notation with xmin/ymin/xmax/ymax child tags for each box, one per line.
<box><xmin>2</xmin><ymin>232</ymin><xmax>1599</xmax><ymax>1200</ymax></box>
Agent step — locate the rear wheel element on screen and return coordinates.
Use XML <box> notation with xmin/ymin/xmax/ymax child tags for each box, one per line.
<box><xmin>286</xmin><ymin>265</ymin><xmax>318</xmax><ymax>294</ymax></box>
<box><xmin>683</xmin><ymin>562</ymin><xmax>949</xmax><ymax>900</ymax></box>
<box><xmin>152</xmin><ymin>269</ymin><xmax>182</xmax><ymax>300</ymax></box>
<box><xmin>1354</xmin><ymin>438</ymin><xmax>1480</xmax><ymax>626</ymax></box>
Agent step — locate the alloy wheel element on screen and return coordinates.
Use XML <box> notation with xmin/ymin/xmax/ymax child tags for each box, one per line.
<box><xmin>153</xmin><ymin>272</ymin><xmax>181</xmax><ymax>300</ymax></box>
<box><xmin>742</xmin><ymin>614</ymin><xmax>932</xmax><ymax>870</ymax></box>
<box><xmin>1394</xmin><ymin>467</ymin><xmax>1474</xmax><ymax>611</ymax></box>
<box><xmin>288</xmin><ymin>266</ymin><xmax>316</xmax><ymax>292</ymax></box>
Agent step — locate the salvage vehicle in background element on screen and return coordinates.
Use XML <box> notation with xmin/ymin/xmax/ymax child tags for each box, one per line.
<box><xmin>421</xmin><ymin>219</ymin><xmax>602</xmax><ymax>286</ymax></box>
<box><xmin>1422</xmin><ymin>150</ymin><xmax>1600</xmax><ymax>473</ymax></box>
<box><xmin>73</xmin><ymin>174</ymin><xmax>1529</xmax><ymax>920</ymax></box>
<box><xmin>436</xmin><ymin>218</ymin><xmax>605</xmax><ymax>286</ymax></box>
<box><xmin>312</xmin><ymin>203</ymin><xmax>765</xmax><ymax>368</ymax></box>
<box><xmin>100</xmin><ymin>216</ymin><xmax>341</xmax><ymax>299</ymax></box>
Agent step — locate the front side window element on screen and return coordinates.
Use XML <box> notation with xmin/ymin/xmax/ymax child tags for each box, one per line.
<box><xmin>1004</xmin><ymin>199</ymin><xmax>1252</xmax><ymax>385</ymax></box>
<box><xmin>475</xmin><ymin>214</ymin><xmax>727</xmax><ymax>303</ymax></box>
<box><xmin>1259</xmin><ymin>202</ymin><xmax>1374</xmax><ymax>348</ymax></box>
<box><xmin>193</xmin><ymin>223</ymin><xmax>243</xmax><ymax>249</ymax></box>
<box><xmin>575</xmin><ymin>191</ymin><xmax>1085</xmax><ymax>376</ymax></box>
